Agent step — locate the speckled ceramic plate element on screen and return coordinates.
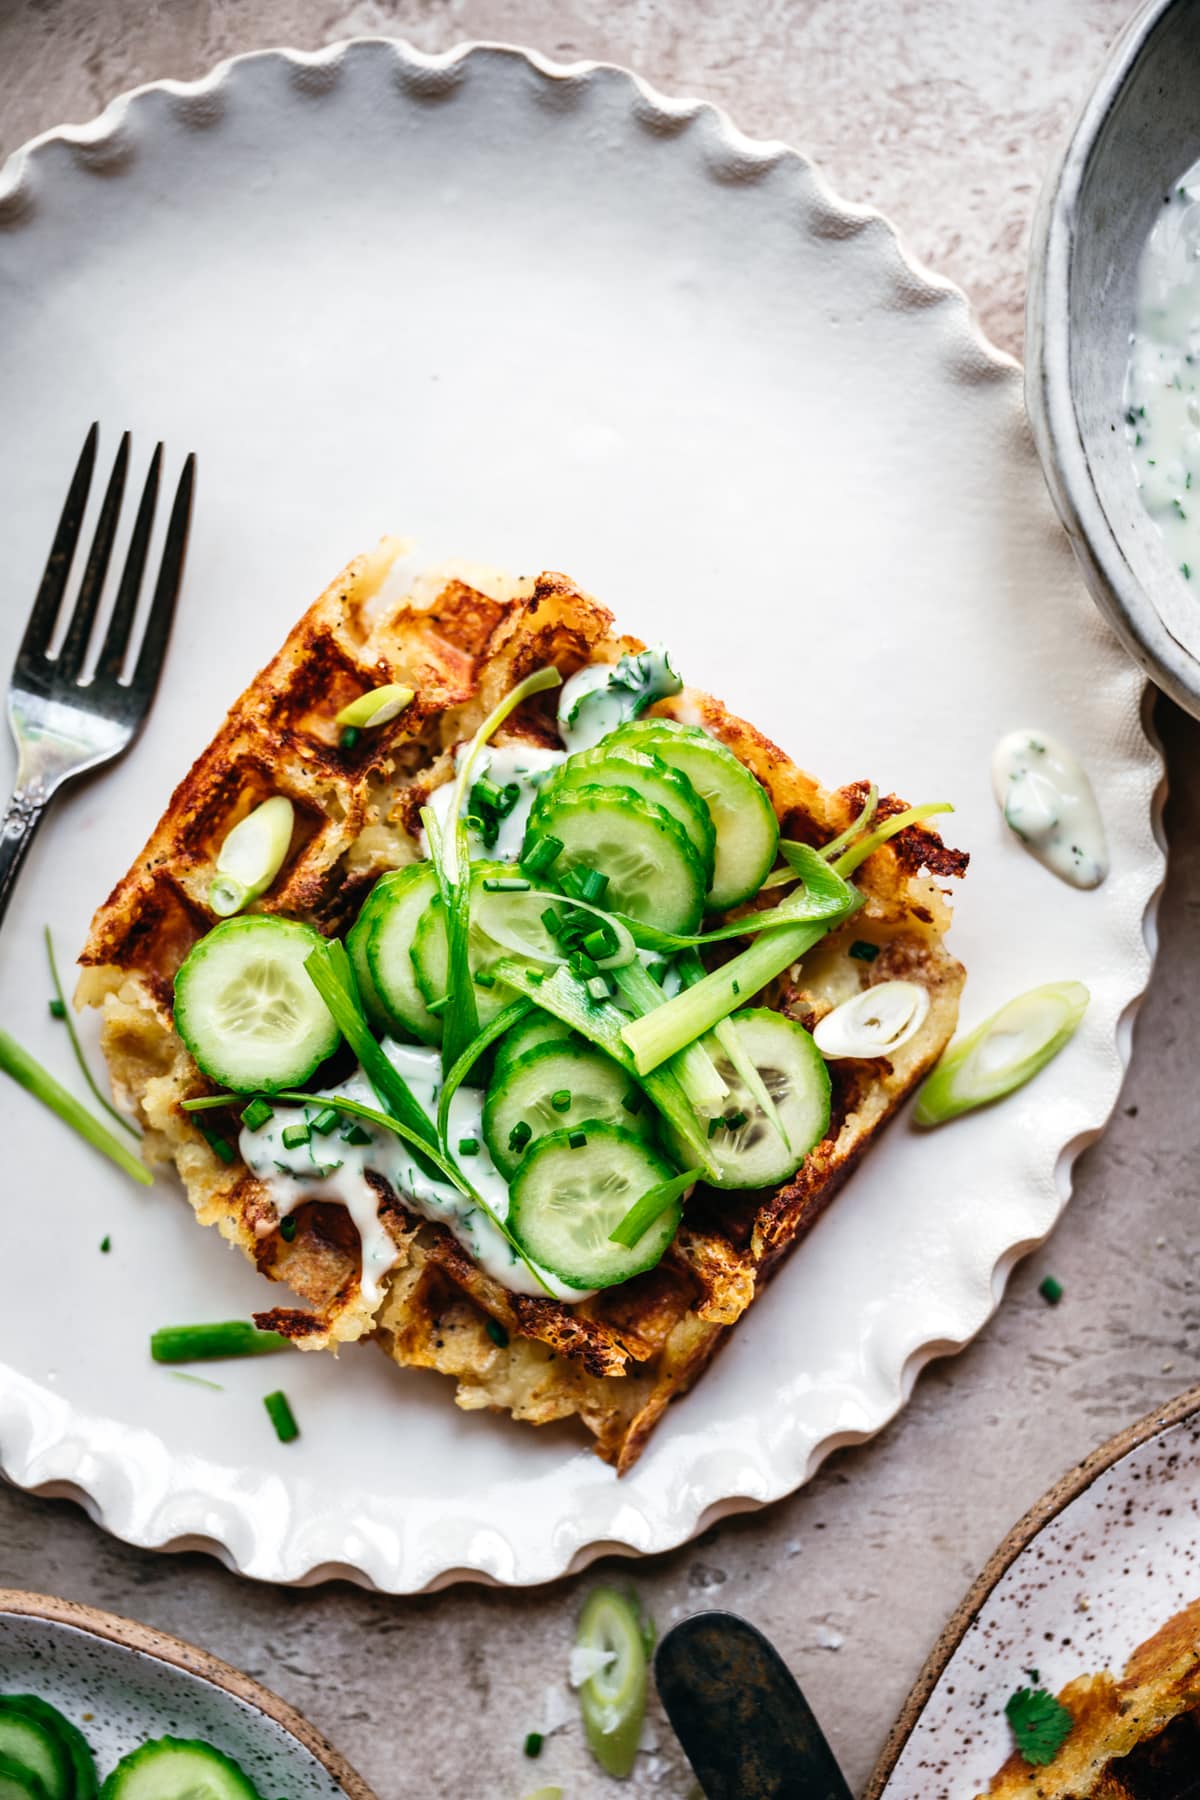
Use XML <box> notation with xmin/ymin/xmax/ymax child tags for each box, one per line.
<box><xmin>869</xmin><ymin>1386</ymin><xmax>1200</xmax><ymax>1799</ymax></box>
<box><xmin>0</xmin><ymin>38</ymin><xmax>1165</xmax><ymax>1593</ymax></box>
<box><xmin>0</xmin><ymin>1590</ymin><xmax>374</xmax><ymax>1797</ymax></box>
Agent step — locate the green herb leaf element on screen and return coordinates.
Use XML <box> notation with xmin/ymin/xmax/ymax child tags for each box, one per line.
<box><xmin>1005</xmin><ymin>1686</ymin><xmax>1072</xmax><ymax>1767</ymax></box>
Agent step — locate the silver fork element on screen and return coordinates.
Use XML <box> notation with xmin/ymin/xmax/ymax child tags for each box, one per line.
<box><xmin>0</xmin><ymin>424</ymin><xmax>195</xmax><ymax>929</ymax></box>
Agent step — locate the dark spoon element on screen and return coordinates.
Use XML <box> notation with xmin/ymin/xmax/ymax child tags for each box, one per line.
<box><xmin>655</xmin><ymin>1610</ymin><xmax>855</xmax><ymax>1800</ymax></box>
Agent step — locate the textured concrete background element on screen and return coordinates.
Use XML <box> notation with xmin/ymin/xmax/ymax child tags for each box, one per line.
<box><xmin>0</xmin><ymin>3</ymin><xmax>1191</xmax><ymax>1797</ymax></box>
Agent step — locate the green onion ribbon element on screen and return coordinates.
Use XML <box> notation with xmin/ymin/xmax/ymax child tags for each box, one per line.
<box><xmin>0</xmin><ymin>1027</ymin><xmax>152</xmax><ymax>1185</ymax></box>
<box><xmin>435</xmin><ymin>997</ymin><xmax>532</xmax><ymax>1148</ymax></box>
<box><xmin>150</xmin><ymin>1321</ymin><xmax>292</xmax><ymax>1362</ymax></box>
<box><xmin>45</xmin><ymin>927</ymin><xmax>140</xmax><ymax>1136</ymax></box>
<box><xmin>675</xmin><ymin>949</ymin><xmax>789</xmax><ymax>1150</ymax></box>
<box><xmin>617</xmin><ymin>844</ymin><xmax>854</xmax><ymax>953</ymax></box>
<box><xmin>303</xmin><ymin>939</ymin><xmax>437</xmax><ymax>1151</ymax></box>
<box><xmin>608</xmin><ymin>1168</ymin><xmax>699</xmax><ymax>1249</ymax></box>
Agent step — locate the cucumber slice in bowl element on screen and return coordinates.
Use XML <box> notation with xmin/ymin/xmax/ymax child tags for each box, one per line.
<box><xmin>606</xmin><ymin>718</ymin><xmax>779</xmax><ymax>910</ymax></box>
<box><xmin>537</xmin><ymin>744</ymin><xmax>715</xmax><ymax>884</ymax></box>
<box><xmin>98</xmin><ymin>1738</ymin><xmax>259</xmax><ymax>1800</ymax></box>
<box><xmin>524</xmin><ymin>786</ymin><xmax>706</xmax><ymax>935</ymax></box>
<box><xmin>483</xmin><ymin>1041</ymin><xmax>652</xmax><ymax>1177</ymax></box>
<box><xmin>173</xmin><ymin>917</ymin><xmax>339</xmax><ymax>1094</ymax></box>
<box><xmin>508</xmin><ymin>1123</ymin><xmax>684</xmax><ymax>1290</ymax></box>
<box><xmin>362</xmin><ymin>862</ymin><xmax>443</xmax><ymax>1044</ymax></box>
<box><xmin>697</xmin><ymin>1007</ymin><xmax>831</xmax><ymax>1190</ymax></box>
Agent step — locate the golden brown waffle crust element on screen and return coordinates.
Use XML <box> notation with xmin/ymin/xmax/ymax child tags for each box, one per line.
<box><xmin>79</xmin><ymin>540</ymin><xmax>968</xmax><ymax>1471</ymax></box>
<box><xmin>981</xmin><ymin>1595</ymin><xmax>1200</xmax><ymax>1796</ymax></box>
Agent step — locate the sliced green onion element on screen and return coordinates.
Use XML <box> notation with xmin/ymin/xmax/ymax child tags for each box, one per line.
<box><xmin>311</xmin><ymin>1104</ymin><xmax>340</xmax><ymax>1136</ymax></box>
<box><xmin>48</xmin><ymin>997</ymin><xmax>66</xmax><ymax>1020</ymax></box>
<box><xmin>476</xmin><ymin>887</ymin><xmax>637</xmax><ymax>972</ymax></box>
<box><xmin>458</xmin><ymin>1136</ymin><xmax>479</xmax><ymax>1156</ymax></box>
<box><xmin>281</xmin><ymin>1121</ymin><xmax>311</xmax><ymax>1150</ymax></box>
<box><xmin>576</xmin><ymin>1588</ymin><xmax>651</xmax><ymax>1779</ymax></box>
<box><xmin>609</xmin><ymin>1168</ymin><xmax>699</xmax><ymax>1249</ymax></box>
<box><xmin>444</xmin><ymin>665</ymin><xmax>562</xmax><ymax>885</ymax></box>
<box><xmin>586</xmin><ymin>974</ymin><xmax>612</xmax><ymax>1001</ymax></box>
<box><xmin>436</xmin><ymin>997</ymin><xmax>533</xmax><ymax>1148</ymax></box>
<box><xmin>522</xmin><ymin>835</ymin><xmax>563</xmax><ymax>878</ymax></box>
<box><xmin>914</xmin><ymin>981</ymin><xmax>1089</xmax><ymax>1126</ymax></box>
<box><xmin>675</xmin><ymin>949</ymin><xmax>788</xmax><ymax>1148</ymax></box>
<box><xmin>264</xmin><ymin>1389</ymin><xmax>300</xmax><ymax>1443</ymax></box>
<box><xmin>813</xmin><ymin>980</ymin><xmax>930</xmax><ymax>1061</ymax></box>
<box><xmin>610</xmin><ymin>960</ymin><xmax>728</xmax><ymax>1118</ymax></box>
<box><xmin>486</xmin><ymin>1317</ymin><xmax>510</xmax><ymax>1348</ymax></box>
<box><xmin>241</xmin><ymin>1097</ymin><xmax>274</xmax><ymax>1132</ymax></box>
<box><xmin>45</xmin><ymin>927</ymin><xmax>140</xmax><ymax>1136</ymax></box>
<box><xmin>508</xmin><ymin>1120</ymin><xmax>533</xmax><ymax>1154</ymax></box>
<box><xmin>150</xmin><ymin>1321</ymin><xmax>292</xmax><ymax>1363</ymax></box>
<box><xmin>339</xmin><ymin>725</ymin><xmax>361</xmax><ymax>752</ymax></box>
<box><xmin>0</xmin><ymin>1029</ymin><xmax>154</xmax><ymax>1187</ymax></box>
<box><xmin>550</xmin><ymin>1089</ymin><xmax>572</xmax><ymax>1112</ymax></box>
<box><xmin>818</xmin><ymin>784</ymin><xmax>880</xmax><ymax>863</ymax></box>
<box><xmin>474</xmin><ymin>970</ymin><xmax>496</xmax><ymax>989</ymax></box>
<box><xmin>343</xmin><ymin>1122</ymin><xmax>372</xmax><ymax>1147</ymax></box>
<box><xmin>568</xmin><ymin>1129</ymin><xmax>587</xmax><ymax>1149</ymax></box>
<box><xmin>209</xmin><ymin>795</ymin><xmax>295</xmax><ymax>917</ymax></box>
<box><xmin>335</xmin><ymin>683</ymin><xmax>415</xmax><ymax>730</ymax></box>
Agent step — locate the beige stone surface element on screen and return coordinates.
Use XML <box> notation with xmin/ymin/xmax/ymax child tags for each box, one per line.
<box><xmin>2</xmin><ymin>3</ymin><xmax>1192</xmax><ymax>1798</ymax></box>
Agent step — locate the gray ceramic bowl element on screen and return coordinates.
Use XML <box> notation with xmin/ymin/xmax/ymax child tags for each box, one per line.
<box><xmin>1027</xmin><ymin>0</ymin><xmax>1200</xmax><ymax>717</ymax></box>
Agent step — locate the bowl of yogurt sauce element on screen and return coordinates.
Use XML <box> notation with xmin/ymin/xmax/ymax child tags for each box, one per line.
<box><xmin>1027</xmin><ymin>0</ymin><xmax>1200</xmax><ymax>717</ymax></box>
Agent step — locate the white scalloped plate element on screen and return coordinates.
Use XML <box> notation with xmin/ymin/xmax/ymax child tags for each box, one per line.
<box><xmin>0</xmin><ymin>39</ymin><xmax>1164</xmax><ymax>1593</ymax></box>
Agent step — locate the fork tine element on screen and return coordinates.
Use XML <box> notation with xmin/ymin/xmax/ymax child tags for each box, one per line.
<box><xmin>56</xmin><ymin>430</ymin><xmax>130</xmax><ymax>682</ymax></box>
<box><xmin>96</xmin><ymin>442</ymin><xmax>161</xmax><ymax>681</ymax></box>
<box><xmin>16</xmin><ymin>422</ymin><xmax>98</xmax><ymax>668</ymax></box>
<box><xmin>128</xmin><ymin>452</ymin><xmax>195</xmax><ymax>707</ymax></box>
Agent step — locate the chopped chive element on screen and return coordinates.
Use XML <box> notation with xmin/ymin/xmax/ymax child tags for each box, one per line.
<box><xmin>264</xmin><ymin>1389</ymin><xmax>300</xmax><ymax>1444</ymax></box>
<box><xmin>343</xmin><ymin>1123</ymin><xmax>372</xmax><ymax>1147</ymax></box>
<box><xmin>201</xmin><ymin>1126</ymin><xmax>237</xmax><ymax>1164</ymax></box>
<box><xmin>485</xmin><ymin>1317</ymin><xmax>510</xmax><ymax>1348</ymax></box>
<box><xmin>279</xmin><ymin>1216</ymin><xmax>298</xmax><ymax>1242</ymax></box>
<box><xmin>579</xmin><ymin>868</ymin><xmax>609</xmax><ymax>904</ymax></box>
<box><xmin>586</xmin><ymin>974</ymin><xmax>612</xmax><ymax>1001</ymax></box>
<box><xmin>541</xmin><ymin>905</ymin><xmax>564</xmax><ymax>936</ymax></box>
<box><xmin>527</xmin><ymin>968</ymin><xmax>544</xmax><ymax>985</ymax></box>
<box><xmin>550</xmin><ymin>1089</ymin><xmax>572</xmax><ymax>1113</ymax></box>
<box><xmin>731</xmin><ymin>980</ymin><xmax>741</xmax><ymax>995</ymax></box>
<box><xmin>99</xmin><ymin>1235</ymin><xmax>111</xmax><ymax>1253</ymax></box>
<box><xmin>0</xmin><ymin>1028</ymin><xmax>152</xmax><ymax>1185</ymax></box>
<box><xmin>168</xmin><ymin>1370</ymin><xmax>224</xmax><ymax>1393</ymax></box>
<box><xmin>474</xmin><ymin>970</ymin><xmax>496</xmax><ymax>989</ymax></box>
<box><xmin>724</xmin><ymin>1109</ymin><xmax>748</xmax><ymax>1129</ymax></box>
<box><xmin>568</xmin><ymin>1129</ymin><xmax>587</xmax><ymax>1149</ymax></box>
<box><xmin>281</xmin><ymin>1122</ymin><xmax>311</xmax><ymax>1150</ymax></box>
<box><xmin>339</xmin><ymin>725</ymin><xmax>361</xmax><ymax>751</ymax></box>
<box><xmin>1039</xmin><ymin>1275</ymin><xmax>1063</xmax><ymax>1305</ymax></box>
<box><xmin>707</xmin><ymin>1116</ymin><xmax>721</xmax><ymax>1139</ymax></box>
<box><xmin>523</xmin><ymin>1732</ymin><xmax>544</xmax><ymax>1759</ymax></box>
<box><xmin>48</xmin><ymin>998</ymin><xmax>66</xmax><ymax>1020</ymax></box>
<box><xmin>622</xmin><ymin>1087</ymin><xmax>645</xmax><ymax>1115</ymax></box>
<box><xmin>150</xmin><ymin>1321</ymin><xmax>292</xmax><ymax>1363</ymax></box>
<box><xmin>426</xmin><ymin>995</ymin><xmax>451</xmax><ymax>1017</ymax></box>
<box><xmin>523</xmin><ymin>835</ymin><xmax>562</xmax><ymax>877</ymax></box>
<box><xmin>568</xmin><ymin>950</ymin><xmax>599</xmax><ymax>980</ymax></box>
<box><xmin>1184</xmin><ymin>563</ymin><xmax>1192</xmax><ymax>580</ymax></box>
<box><xmin>458</xmin><ymin>1135</ymin><xmax>480</xmax><ymax>1156</ymax></box>
<box><xmin>582</xmin><ymin>925</ymin><xmax>616</xmax><ymax>958</ymax></box>
<box><xmin>482</xmin><ymin>877</ymin><xmax>531</xmax><ymax>893</ymax></box>
<box><xmin>849</xmin><ymin>940</ymin><xmax>880</xmax><ymax>963</ymax></box>
<box><xmin>44</xmin><ymin>929</ymin><xmax>141</xmax><ymax>1138</ymax></box>
<box><xmin>509</xmin><ymin>1120</ymin><xmax>533</xmax><ymax>1153</ymax></box>
<box><xmin>649</xmin><ymin>960</ymin><xmax>667</xmax><ymax>985</ymax></box>
<box><xmin>241</xmin><ymin>1097</ymin><xmax>274</xmax><ymax>1132</ymax></box>
<box><xmin>497</xmin><ymin>782</ymin><xmax>521</xmax><ymax>817</ymax></box>
<box><xmin>472</xmin><ymin>776</ymin><xmax>505</xmax><ymax>810</ymax></box>
<box><xmin>311</xmin><ymin>1105</ymin><xmax>340</xmax><ymax>1136</ymax></box>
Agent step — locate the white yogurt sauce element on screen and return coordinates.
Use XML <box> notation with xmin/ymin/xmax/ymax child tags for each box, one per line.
<box><xmin>557</xmin><ymin>646</ymin><xmax>682</xmax><ymax>753</ymax></box>
<box><xmin>422</xmin><ymin>742</ymin><xmax>565</xmax><ymax>862</ymax></box>
<box><xmin>991</xmin><ymin>729</ymin><xmax>1108</xmax><ymax>889</ymax></box>
<box><xmin>240</xmin><ymin>1040</ymin><xmax>590</xmax><ymax>1305</ymax></box>
<box><xmin>1127</xmin><ymin>165</ymin><xmax>1200</xmax><ymax>579</ymax></box>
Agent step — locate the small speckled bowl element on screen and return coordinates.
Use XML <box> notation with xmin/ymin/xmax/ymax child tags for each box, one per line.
<box><xmin>1026</xmin><ymin>0</ymin><xmax>1200</xmax><ymax>717</ymax></box>
<box><xmin>0</xmin><ymin>1592</ymin><xmax>376</xmax><ymax>1800</ymax></box>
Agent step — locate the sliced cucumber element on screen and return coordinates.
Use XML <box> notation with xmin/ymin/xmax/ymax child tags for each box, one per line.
<box><xmin>508</xmin><ymin>1123</ymin><xmax>681</xmax><ymax>1290</ymax></box>
<box><xmin>97</xmin><ymin>1738</ymin><xmax>259</xmax><ymax>1800</ymax></box>
<box><xmin>173</xmin><ymin>917</ymin><xmax>340</xmax><ymax>1094</ymax></box>
<box><xmin>0</xmin><ymin>1716</ymin><xmax>65</xmax><ymax>1800</ymax></box>
<box><xmin>0</xmin><ymin>1702</ymin><xmax>95</xmax><ymax>1800</ymax></box>
<box><xmin>346</xmin><ymin>868</ymin><xmax>411</xmax><ymax>1032</ymax></box>
<box><xmin>696</xmin><ymin>1008</ymin><xmax>830</xmax><ymax>1190</ymax></box>
<box><xmin>409</xmin><ymin>862</ymin><xmax>546</xmax><ymax>1029</ymax></box>
<box><xmin>607</xmin><ymin>718</ymin><xmax>779</xmax><ymax>909</ymax></box>
<box><xmin>524</xmin><ymin>786</ymin><xmax>706</xmax><ymax>935</ymax></box>
<box><xmin>537</xmin><ymin>745</ymin><xmax>715</xmax><ymax>885</ymax></box>
<box><xmin>364</xmin><ymin>862</ymin><xmax>443</xmax><ymax>1044</ymax></box>
<box><xmin>483</xmin><ymin>1041</ymin><xmax>651</xmax><ymax>1177</ymax></box>
<box><xmin>0</xmin><ymin>1755</ymin><xmax>47</xmax><ymax>1800</ymax></box>
<box><xmin>491</xmin><ymin>1010</ymin><xmax>577</xmax><ymax>1082</ymax></box>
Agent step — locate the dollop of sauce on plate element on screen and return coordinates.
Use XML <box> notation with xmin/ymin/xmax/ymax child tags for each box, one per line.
<box><xmin>991</xmin><ymin>729</ymin><xmax>1108</xmax><ymax>889</ymax></box>
<box><xmin>1127</xmin><ymin>164</ymin><xmax>1200</xmax><ymax>580</ymax></box>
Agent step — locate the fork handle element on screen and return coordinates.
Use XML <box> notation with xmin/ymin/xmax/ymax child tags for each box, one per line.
<box><xmin>0</xmin><ymin>789</ymin><xmax>48</xmax><ymax>932</ymax></box>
